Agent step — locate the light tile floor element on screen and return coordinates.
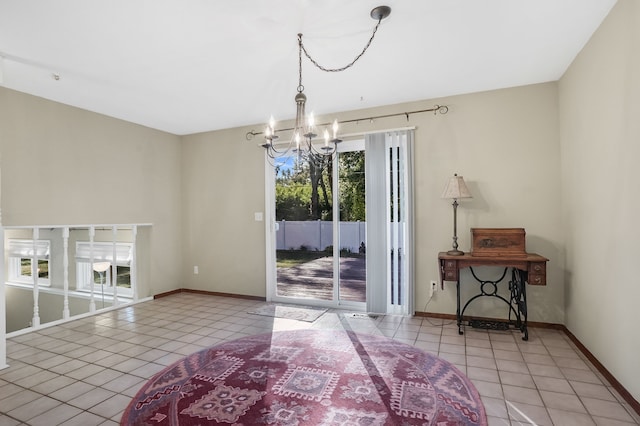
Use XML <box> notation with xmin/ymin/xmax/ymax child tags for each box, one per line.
<box><xmin>1</xmin><ymin>293</ymin><xmax>638</xmax><ymax>425</ymax></box>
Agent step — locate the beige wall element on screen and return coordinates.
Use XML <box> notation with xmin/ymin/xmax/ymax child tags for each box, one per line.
<box><xmin>559</xmin><ymin>0</ymin><xmax>640</xmax><ymax>401</ymax></box>
<box><xmin>181</xmin><ymin>83</ymin><xmax>564</xmax><ymax>324</ymax></box>
<box><xmin>0</xmin><ymin>87</ymin><xmax>183</xmax><ymax>296</ymax></box>
<box><xmin>181</xmin><ymin>126</ymin><xmax>267</xmax><ymax>295</ymax></box>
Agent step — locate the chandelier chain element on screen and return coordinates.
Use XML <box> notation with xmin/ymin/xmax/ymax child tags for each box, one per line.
<box><xmin>299</xmin><ymin>17</ymin><xmax>384</xmax><ymax>73</ymax></box>
<box><xmin>298</xmin><ymin>34</ymin><xmax>304</xmax><ymax>92</ymax></box>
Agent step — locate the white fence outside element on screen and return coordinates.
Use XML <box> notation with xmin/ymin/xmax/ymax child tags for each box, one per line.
<box><xmin>276</xmin><ymin>220</ymin><xmax>366</xmax><ymax>253</ymax></box>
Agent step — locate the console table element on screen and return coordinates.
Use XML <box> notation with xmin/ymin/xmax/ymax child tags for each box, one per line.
<box><xmin>438</xmin><ymin>252</ymin><xmax>548</xmax><ymax>340</ymax></box>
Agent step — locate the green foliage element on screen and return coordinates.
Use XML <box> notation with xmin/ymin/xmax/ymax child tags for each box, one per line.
<box><xmin>276</xmin><ymin>162</ymin><xmax>312</xmax><ymax>220</ymax></box>
<box><xmin>276</xmin><ymin>249</ymin><xmax>327</xmax><ymax>268</ymax></box>
<box><xmin>21</xmin><ymin>259</ymin><xmax>49</xmax><ymax>278</ymax></box>
<box><xmin>276</xmin><ymin>151</ymin><xmax>365</xmax><ymax>222</ymax></box>
<box><xmin>322</xmin><ymin>245</ymin><xmax>363</xmax><ymax>258</ymax></box>
<box><xmin>338</xmin><ymin>151</ymin><xmax>366</xmax><ymax>221</ymax></box>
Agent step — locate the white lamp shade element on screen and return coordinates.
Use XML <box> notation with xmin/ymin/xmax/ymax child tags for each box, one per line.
<box><xmin>442</xmin><ymin>174</ymin><xmax>472</xmax><ymax>199</ymax></box>
<box><xmin>93</xmin><ymin>261</ymin><xmax>111</xmax><ymax>273</ymax></box>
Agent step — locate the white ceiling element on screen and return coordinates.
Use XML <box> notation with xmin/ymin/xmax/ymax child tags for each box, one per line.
<box><xmin>0</xmin><ymin>0</ymin><xmax>617</xmax><ymax>136</ymax></box>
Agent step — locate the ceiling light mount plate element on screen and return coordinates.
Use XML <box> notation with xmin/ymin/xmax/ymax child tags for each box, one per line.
<box><xmin>370</xmin><ymin>5</ymin><xmax>391</xmax><ymax>21</ymax></box>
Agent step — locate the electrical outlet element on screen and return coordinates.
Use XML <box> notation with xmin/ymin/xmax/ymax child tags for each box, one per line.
<box><xmin>430</xmin><ymin>280</ymin><xmax>438</xmax><ymax>292</ymax></box>
<box><xmin>194</xmin><ymin>266</ymin><xmax>199</xmax><ymax>274</ymax></box>
<box><xmin>429</xmin><ymin>280</ymin><xmax>438</xmax><ymax>300</ymax></box>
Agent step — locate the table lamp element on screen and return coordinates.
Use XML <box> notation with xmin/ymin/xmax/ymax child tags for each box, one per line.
<box><xmin>93</xmin><ymin>262</ymin><xmax>111</xmax><ymax>308</ymax></box>
<box><xmin>442</xmin><ymin>174</ymin><xmax>472</xmax><ymax>255</ymax></box>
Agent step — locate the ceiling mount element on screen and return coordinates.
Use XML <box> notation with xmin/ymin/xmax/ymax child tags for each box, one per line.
<box><xmin>370</xmin><ymin>6</ymin><xmax>391</xmax><ymax>21</ymax></box>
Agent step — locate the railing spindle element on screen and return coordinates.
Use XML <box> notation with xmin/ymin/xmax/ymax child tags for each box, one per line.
<box><xmin>132</xmin><ymin>225</ymin><xmax>138</xmax><ymax>302</ymax></box>
<box><xmin>112</xmin><ymin>226</ymin><xmax>119</xmax><ymax>307</ymax></box>
<box><xmin>62</xmin><ymin>227</ymin><xmax>70</xmax><ymax>319</ymax></box>
<box><xmin>88</xmin><ymin>226</ymin><xmax>96</xmax><ymax>312</ymax></box>
<box><xmin>32</xmin><ymin>227</ymin><xmax>40</xmax><ymax>327</ymax></box>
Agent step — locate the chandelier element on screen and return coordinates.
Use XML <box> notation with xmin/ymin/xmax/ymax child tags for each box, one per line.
<box><xmin>261</xmin><ymin>5</ymin><xmax>392</xmax><ymax>166</ymax></box>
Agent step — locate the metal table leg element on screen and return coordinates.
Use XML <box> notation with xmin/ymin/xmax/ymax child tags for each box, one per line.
<box><xmin>509</xmin><ymin>268</ymin><xmax>528</xmax><ymax>340</ymax></box>
<box><xmin>458</xmin><ymin>267</ymin><xmax>529</xmax><ymax>340</ymax></box>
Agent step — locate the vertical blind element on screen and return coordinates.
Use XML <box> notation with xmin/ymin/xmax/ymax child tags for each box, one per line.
<box><xmin>365</xmin><ymin>130</ymin><xmax>415</xmax><ymax>315</ymax></box>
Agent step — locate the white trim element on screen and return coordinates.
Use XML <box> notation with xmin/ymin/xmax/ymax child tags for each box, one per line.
<box><xmin>265</xmin><ymin>154</ymin><xmax>275</xmax><ymax>302</ymax></box>
<box><xmin>0</xmin><ymin>221</ymin><xmax>7</xmax><ymax>370</ymax></box>
<box><xmin>338</xmin><ymin>126</ymin><xmax>416</xmax><ymax>140</ymax></box>
<box><xmin>112</xmin><ymin>227</ymin><xmax>119</xmax><ymax>307</ymax></box>
<box><xmin>62</xmin><ymin>227</ymin><xmax>70</xmax><ymax>319</ymax></box>
<box><xmin>31</xmin><ymin>228</ymin><xmax>41</xmax><ymax>327</ymax></box>
<box><xmin>332</xmin><ymin>149</ymin><xmax>340</xmax><ymax>303</ymax></box>
<box><xmin>88</xmin><ymin>226</ymin><xmax>96</xmax><ymax>312</ymax></box>
<box><xmin>2</xmin><ymin>223</ymin><xmax>152</xmax><ymax>229</ymax></box>
<box><xmin>406</xmin><ymin>131</ymin><xmax>416</xmax><ymax>316</ymax></box>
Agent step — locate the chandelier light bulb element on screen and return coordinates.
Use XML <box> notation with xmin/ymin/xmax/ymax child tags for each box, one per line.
<box><xmin>323</xmin><ymin>129</ymin><xmax>330</xmax><ymax>146</ymax></box>
<box><xmin>269</xmin><ymin>115</ymin><xmax>275</xmax><ymax>129</ymax></box>
<box><xmin>332</xmin><ymin>119</ymin><xmax>339</xmax><ymax>139</ymax></box>
<box><xmin>307</xmin><ymin>112</ymin><xmax>315</xmax><ymax>131</ymax></box>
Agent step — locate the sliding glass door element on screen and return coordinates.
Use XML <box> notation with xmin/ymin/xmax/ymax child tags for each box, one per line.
<box><xmin>267</xmin><ymin>140</ymin><xmax>365</xmax><ymax>308</ymax></box>
<box><xmin>266</xmin><ymin>130</ymin><xmax>413</xmax><ymax>314</ymax></box>
<box><xmin>335</xmin><ymin>143</ymin><xmax>366</xmax><ymax>303</ymax></box>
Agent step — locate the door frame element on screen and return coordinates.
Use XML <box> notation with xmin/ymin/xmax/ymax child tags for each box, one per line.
<box><xmin>264</xmin><ymin>140</ymin><xmax>366</xmax><ymax>311</ymax></box>
<box><xmin>264</xmin><ymin>129</ymin><xmax>414</xmax><ymax>316</ymax></box>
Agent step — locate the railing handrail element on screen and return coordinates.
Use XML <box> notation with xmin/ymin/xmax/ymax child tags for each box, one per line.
<box><xmin>3</xmin><ymin>223</ymin><xmax>152</xmax><ymax>229</ymax></box>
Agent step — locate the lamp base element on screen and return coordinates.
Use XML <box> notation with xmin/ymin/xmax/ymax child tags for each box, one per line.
<box><xmin>446</xmin><ymin>249</ymin><xmax>465</xmax><ymax>256</ymax></box>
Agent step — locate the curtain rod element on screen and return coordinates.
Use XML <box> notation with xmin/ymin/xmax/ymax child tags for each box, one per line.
<box><xmin>245</xmin><ymin>105</ymin><xmax>448</xmax><ymax>140</ymax></box>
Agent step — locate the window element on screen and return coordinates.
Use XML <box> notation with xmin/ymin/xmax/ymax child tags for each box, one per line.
<box><xmin>75</xmin><ymin>242</ymin><xmax>133</xmax><ymax>298</ymax></box>
<box><xmin>7</xmin><ymin>239</ymin><xmax>51</xmax><ymax>286</ymax></box>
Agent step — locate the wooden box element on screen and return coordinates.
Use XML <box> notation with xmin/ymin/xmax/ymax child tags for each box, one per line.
<box><xmin>470</xmin><ymin>228</ymin><xmax>526</xmax><ymax>257</ymax></box>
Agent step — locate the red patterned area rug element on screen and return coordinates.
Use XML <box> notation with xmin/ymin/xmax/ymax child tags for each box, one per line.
<box><xmin>121</xmin><ymin>329</ymin><xmax>487</xmax><ymax>425</ymax></box>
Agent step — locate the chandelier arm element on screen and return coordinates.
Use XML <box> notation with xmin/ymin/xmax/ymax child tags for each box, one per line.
<box><xmin>267</xmin><ymin>141</ymin><xmax>293</xmax><ymax>156</ymax></box>
<box><xmin>299</xmin><ymin>17</ymin><xmax>384</xmax><ymax>73</ymax></box>
<box><xmin>308</xmin><ymin>140</ymin><xmax>329</xmax><ymax>156</ymax></box>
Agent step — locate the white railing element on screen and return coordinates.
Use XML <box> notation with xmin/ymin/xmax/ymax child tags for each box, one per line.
<box><xmin>276</xmin><ymin>220</ymin><xmax>366</xmax><ymax>253</ymax></box>
<box><xmin>0</xmin><ymin>223</ymin><xmax>151</xmax><ymax>370</ymax></box>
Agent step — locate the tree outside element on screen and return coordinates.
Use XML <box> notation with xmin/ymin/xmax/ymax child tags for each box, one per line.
<box><xmin>276</xmin><ymin>151</ymin><xmax>365</xmax><ymax>222</ymax></box>
<box><xmin>275</xmin><ymin>151</ymin><xmax>367</xmax><ymax>301</ymax></box>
